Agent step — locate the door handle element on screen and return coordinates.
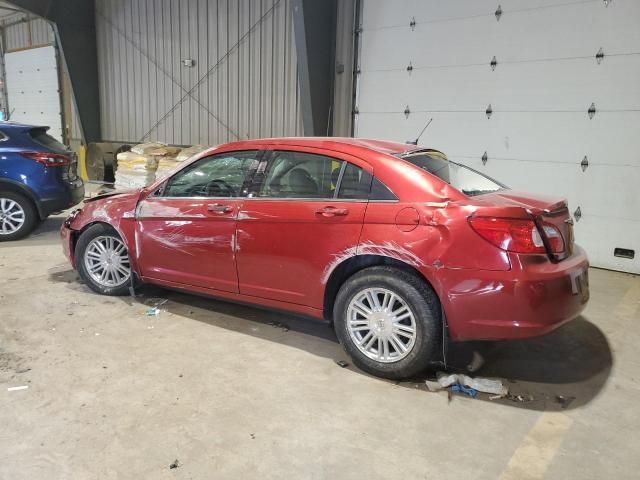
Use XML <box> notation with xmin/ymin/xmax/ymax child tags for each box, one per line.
<box><xmin>315</xmin><ymin>206</ymin><xmax>349</xmax><ymax>217</ymax></box>
<box><xmin>207</xmin><ymin>203</ymin><xmax>233</xmax><ymax>214</ymax></box>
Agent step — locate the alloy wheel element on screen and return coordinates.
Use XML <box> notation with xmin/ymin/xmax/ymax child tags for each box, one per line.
<box><xmin>84</xmin><ymin>235</ymin><xmax>131</xmax><ymax>287</ymax></box>
<box><xmin>0</xmin><ymin>198</ymin><xmax>26</xmax><ymax>235</ymax></box>
<box><xmin>346</xmin><ymin>287</ymin><xmax>417</xmax><ymax>363</ymax></box>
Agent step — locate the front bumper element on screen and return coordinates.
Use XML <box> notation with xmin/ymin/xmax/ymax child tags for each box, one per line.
<box><xmin>438</xmin><ymin>245</ymin><xmax>590</xmax><ymax>341</ymax></box>
<box><xmin>60</xmin><ymin>222</ymin><xmax>75</xmax><ymax>267</ymax></box>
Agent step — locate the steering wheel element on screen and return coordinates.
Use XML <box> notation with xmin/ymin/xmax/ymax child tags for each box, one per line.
<box><xmin>204</xmin><ymin>179</ymin><xmax>235</xmax><ymax>197</ymax></box>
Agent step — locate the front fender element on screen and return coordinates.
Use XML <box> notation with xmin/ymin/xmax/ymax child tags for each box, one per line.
<box><xmin>66</xmin><ymin>190</ymin><xmax>142</xmax><ymax>273</ymax></box>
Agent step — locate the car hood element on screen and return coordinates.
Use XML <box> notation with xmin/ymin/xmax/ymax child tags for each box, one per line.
<box><xmin>83</xmin><ymin>189</ymin><xmax>142</xmax><ymax>204</ymax></box>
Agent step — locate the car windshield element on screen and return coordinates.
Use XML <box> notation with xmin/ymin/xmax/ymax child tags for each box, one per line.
<box><xmin>397</xmin><ymin>150</ymin><xmax>506</xmax><ymax>196</ymax></box>
<box><xmin>29</xmin><ymin>128</ymin><xmax>68</xmax><ymax>153</ymax></box>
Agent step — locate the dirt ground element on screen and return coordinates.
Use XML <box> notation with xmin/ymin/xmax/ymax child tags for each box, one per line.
<box><xmin>1</xmin><ymin>212</ymin><xmax>639</xmax><ymax>479</ymax></box>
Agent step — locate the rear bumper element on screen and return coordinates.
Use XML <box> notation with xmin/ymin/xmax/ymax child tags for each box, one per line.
<box><xmin>437</xmin><ymin>245</ymin><xmax>590</xmax><ymax>341</ymax></box>
<box><xmin>39</xmin><ymin>179</ymin><xmax>84</xmax><ymax>217</ymax></box>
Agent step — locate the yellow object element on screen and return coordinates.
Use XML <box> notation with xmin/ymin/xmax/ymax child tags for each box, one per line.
<box><xmin>79</xmin><ymin>144</ymin><xmax>89</xmax><ymax>181</ymax></box>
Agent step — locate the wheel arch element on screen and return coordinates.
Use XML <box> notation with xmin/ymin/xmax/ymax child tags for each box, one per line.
<box><xmin>71</xmin><ymin>220</ymin><xmax>139</xmax><ymax>274</ymax></box>
<box><xmin>0</xmin><ymin>179</ymin><xmax>44</xmax><ymax>219</ymax></box>
<box><xmin>323</xmin><ymin>254</ymin><xmax>440</xmax><ymax>322</ymax></box>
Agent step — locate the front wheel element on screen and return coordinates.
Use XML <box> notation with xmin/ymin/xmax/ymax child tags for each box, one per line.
<box><xmin>333</xmin><ymin>266</ymin><xmax>441</xmax><ymax>379</ymax></box>
<box><xmin>75</xmin><ymin>223</ymin><xmax>132</xmax><ymax>295</ymax></box>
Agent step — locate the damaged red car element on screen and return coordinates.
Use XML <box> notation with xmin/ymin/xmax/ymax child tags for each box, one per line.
<box><xmin>60</xmin><ymin>138</ymin><xmax>589</xmax><ymax>379</ymax></box>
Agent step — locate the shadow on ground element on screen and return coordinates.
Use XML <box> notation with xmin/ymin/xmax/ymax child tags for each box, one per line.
<box><xmin>48</xmin><ymin>270</ymin><xmax>613</xmax><ymax>412</ymax></box>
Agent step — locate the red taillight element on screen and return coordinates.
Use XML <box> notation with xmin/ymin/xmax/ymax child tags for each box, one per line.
<box><xmin>538</xmin><ymin>223</ymin><xmax>565</xmax><ymax>253</ymax></box>
<box><xmin>469</xmin><ymin>216</ymin><xmax>564</xmax><ymax>254</ymax></box>
<box><xmin>20</xmin><ymin>151</ymin><xmax>71</xmax><ymax>167</ymax></box>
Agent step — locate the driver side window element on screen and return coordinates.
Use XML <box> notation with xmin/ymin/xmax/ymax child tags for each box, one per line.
<box><xmin>163</xmin><ymin>151</ymin><xmax>259</xmax><ymax>198</ymax></box>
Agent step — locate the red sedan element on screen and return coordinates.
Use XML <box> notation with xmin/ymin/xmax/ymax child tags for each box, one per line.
<box><xmin>61</xmin><ymin>138</ymin><xmax>589</xmax><ymax>379</ymax></box>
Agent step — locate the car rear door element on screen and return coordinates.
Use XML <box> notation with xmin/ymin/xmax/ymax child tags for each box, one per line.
<box><xmin>235</xmin><ymin>147</ymin><xmax>372</xmax><ymax>309</ymax></box>
<box><xmin>135</xmin><ymin>150</ymin><xmax>261</xmax><ymax>292</ymax></box>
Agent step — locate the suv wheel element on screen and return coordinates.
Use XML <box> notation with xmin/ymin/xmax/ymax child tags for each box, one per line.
<box><xmin>0</xmin><ymin>192</ymin><xmax>38</xmax><ymax>241</ymax></box>
<box><xmin>333</xmin><ymin>266</ymin><xmax>441</xmax><ymax>379</ymax></box>
<box><xmin>75</xmin><ymin>224</ymin><xmax>132</xmax><ymax>295</ymax></box>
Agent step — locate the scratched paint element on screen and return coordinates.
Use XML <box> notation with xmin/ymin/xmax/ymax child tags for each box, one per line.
<box><xmin>137</xmin><ymin>200</ymin><xmax>206</xmax><ymax>219</ymax></box>
<box><xmin>322</xmin><ymin>240</ymin><xmax>427</xmax><ymax>284</ymax></box>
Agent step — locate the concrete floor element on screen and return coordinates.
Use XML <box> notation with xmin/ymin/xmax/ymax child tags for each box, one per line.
<box><xmin>1</xmin><ymin>212</ymin><xmax>638</xmax><ymax>480</ymax></box>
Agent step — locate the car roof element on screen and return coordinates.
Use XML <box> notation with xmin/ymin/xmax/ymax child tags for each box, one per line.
<box><xmin>222</xmin><ymin>137</ymin><xmax>422</xmax><ymax>157</ymax></box>
<box><xmin>0</xmin><ymin>121</ymin><xmax>48</xmax><ymax>131</ymax></box>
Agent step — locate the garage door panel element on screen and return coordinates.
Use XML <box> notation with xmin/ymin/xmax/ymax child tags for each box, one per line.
<box><xmin>362</xmin><ymin>56</ymin><xmax>640</xmax><ymax>113</ymax></box>
<box><xmin>359</xmin><ymin>108</ymin><xmax>640</xmax><ymax>171</ymax></box>
<box><xmin>362</xmin><ymin>0</ymin><xmax>494</xmax><ymax>31</ymax></box>
<box><xmin>362</xmin><ymin>1</ymin><xmax>640</xmax><ymax>72</ymax></box>
<box><xmin>5</xmin><ymin>46</ymin><xmax>63</xmax><ymax>142</ymax></box>
<box><xmin>477</xmin><ymin>113</ymin><xmax>640</xmax><ymax>165</ymax></box>
<box><xmin>574</xmin><ymin>216</ymin><xmax>640</xmax><ymax>273</ymax></box>
<box><xmin>358</xmin><ymin>1</ymin><xmax>640</xmax><ymax>272</ymax></box>
<box><xmin>578</xmin><ymin>166</ymin><xmax>640</xmax><ymax>218</ymax></box>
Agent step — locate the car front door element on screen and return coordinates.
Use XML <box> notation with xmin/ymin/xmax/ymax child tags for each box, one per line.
<box><xmin>235</xmin><ymin>147</ymin><xmax>372</xmax><ymax>309</ymax></box>
<box><xmin>135</xmin><ymin>150</ymin><xmax>261</xmax><ymax>292</ymax></box>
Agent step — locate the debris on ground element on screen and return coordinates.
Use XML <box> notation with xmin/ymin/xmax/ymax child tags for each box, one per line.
<box><xmin>145</xmin><ymin>307</ymin><xmax>160</xmax><ymax>316</ymax></box>
<box><xmin>250</xmin><ymin>433</ymin><xmax>256</xmax><ymax>439</ymax></box>
<box><xmin>169</xmin><ymin>459</ymin><xmax>180</xmax><ymax>469</ymax></box>
<box><xmin>7</xmin><ymin>385</ymin><xmax>29</xmax><ymax>392</ymax></box>
<box><xmin>450</xmin><ymin>383</ymin><xmax>478</xmax><ymax>398</ymax></box>
<box><xmin>425</xmin><ymin>372</ymin><xmax>508</xmax><ymax>396</ymax></box>
<box><xmin>555</xmin><ymin>395</ymin><xmax>576</xmax><ymax>409</ymax></box>
<box><xmin>335</xmin><ymin>360</ymin><xmax>349</xmax><ymax>368</ymax></box>
<box><xmin>145</xmin><ymin>298</ymin><xmax>168</xmax><ymax>307</ymax></box>
<box><xmin>466</xmin><ymin>351</ymin><xmax>485</xmax><ymax>373</ymax></box>
<box><xmin>267</xmin><ymin>321</ymin><xmax>289</xmax><ymax>332</ymax></box>
<box><xmin>504</xmin><ymin>393</ymin><xmax>534</xmax><ymax>403</ymax></box>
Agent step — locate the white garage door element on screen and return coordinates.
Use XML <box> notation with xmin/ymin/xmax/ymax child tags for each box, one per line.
<box><xmin>355</xmin><ymin>0</ymin><xmax>640</xmax><ymax>273</ymax></box>
<box><xmin>5</xmin><ymin>45</ymin><xmax>63</xmax><ymax>142</ymax></box>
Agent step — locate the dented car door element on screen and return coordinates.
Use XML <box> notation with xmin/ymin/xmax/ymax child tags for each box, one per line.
<box><xmin>235</xmin><ymin>148</ymin><xmax>371</xmax><ymax>309</ymax></box>
<box><xmin>135</xmin><ymin>150</ymin><xmax>260</xmax><ymax>293</ymax></box>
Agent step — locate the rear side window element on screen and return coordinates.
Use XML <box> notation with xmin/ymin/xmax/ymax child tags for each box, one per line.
<box><xmin>337</xmin><ymin>163</ymin><xmax>371</xmax><ymax>199</ymax></box>
<box><xmin>29</xmin><ymin>128</ymin><xmax>67</xmax><ymax>153</ymax></box>
<box><xmin>259</xmin><ymin>151</ymin><xmax>340</xmax><ymax>199</ymax></box>
<box><xmin>336</xmin><ymin>164</ymin><xmax>396</xmax><ymax>200</ymax></box>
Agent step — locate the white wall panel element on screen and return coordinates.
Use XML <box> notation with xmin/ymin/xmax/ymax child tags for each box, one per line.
<box><xmin>5</xmin><ymin>46</ymin><xmax>63</xmax><ymax>141</ymax></box>
<box><xmin>356</xmin><ymin>0</ymin><xmax>640</xmax><ymax>273</ymax></box>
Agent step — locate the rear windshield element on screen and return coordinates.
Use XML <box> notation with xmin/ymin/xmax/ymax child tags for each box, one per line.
<box><xmin>397</xmin><ymin>150</ymin><xmax>505</xmax><ymax>196</ymax></box>
<box><xmin>29</xmin><ymin>128</ymin><xmax>67</xmax><ymax>153</ymax></box>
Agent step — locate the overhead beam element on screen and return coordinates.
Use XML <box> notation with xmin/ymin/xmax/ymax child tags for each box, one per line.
<box><xmin>292</xmin><ymin>0</ymin><xmax>337</xmax><ymax>136</ymax></box>
<box><xmin>8</xmin><ymin>0</ymin><xmax>101</xmax><ymax>143</ymax></box>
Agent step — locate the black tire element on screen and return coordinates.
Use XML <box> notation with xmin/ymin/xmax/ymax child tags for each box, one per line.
<box><xmin>75</xmin><ymin>223</ymin><xmax>132</xmax><ymax>296</ymax></box>
<box><xmin>333</xmin><ymin>266</ymin><xmax>441</xmax><ymax>380</ymax></box>
<box><xmin>0</xmin><ymin>191</ymin><xmax>38</xmax><ymax>241</ymax></box>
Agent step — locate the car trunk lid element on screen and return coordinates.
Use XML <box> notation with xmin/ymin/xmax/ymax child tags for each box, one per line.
<box><xmin>470</xmin><ymin>190</ymin><xmax>574</xmax><ymax>261</ymax></box>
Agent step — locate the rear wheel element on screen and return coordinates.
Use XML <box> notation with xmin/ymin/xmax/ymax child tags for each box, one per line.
<box><xmin>333</xmin><ymin>266</ymin><xmax>441</xmax><ymax>379</ymax></box>
<box><xmin>75</xmin><ymin>224</ymin><xmax>131</xmax><ymax>295</ymax></box>
<box><xmin>0</xmin><ymin>192</ymin><xmax>38</xmax><ymax>241</ymax></box>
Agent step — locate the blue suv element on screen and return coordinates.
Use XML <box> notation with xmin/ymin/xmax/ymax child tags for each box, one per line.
<box><xmin>0</xmin><ymin>122</ymin><xmax>84</xmax><ymax>240</ymax></box>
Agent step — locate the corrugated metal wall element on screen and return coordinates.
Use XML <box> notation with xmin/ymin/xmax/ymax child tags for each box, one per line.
<box><xmin>96</xmin><ymin>0</ymin><xmax>303</xmax><ymax>146</ymax></box>
<box><xmin>1</xmin><ymin>13</ymin><xmax>55</xmax><ymax>52</ymax></box>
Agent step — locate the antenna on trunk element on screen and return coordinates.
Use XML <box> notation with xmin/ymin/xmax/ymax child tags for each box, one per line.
<box><xmin>407</xmin><ymin>117</ymin><xmax>433</xmax><ymax>145</ymax></box>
